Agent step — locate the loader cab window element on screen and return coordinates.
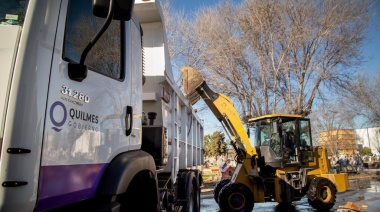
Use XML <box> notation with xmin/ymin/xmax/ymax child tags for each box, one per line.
<box><xmin>247</xmin><ymin>124</ymin><xmax>256</xmax><ymax>147</ymax></box>
<box><xmin>298</xmin><ymin>119</ymin><xmax>314</xmax><ymax>162</ymax></box>
<box><xmin>280</xmin><ymin>119</ymin><xmax>297</xmax><ymax>160</ymax></box>
<box><xmin>257</xmin><ymin>120</ymin><xmax>282</xmax><ymax>157</ymax></box>
<box><xmin>299</xmin><ymin>119</ymin><xmax>312</xmax><ymax>148</ymax></box>
<box><xmin>258</xmin><ymin>123</ymin><xmax>270</xmax><ymax>146</ymax></box>
<box><xmin>63</xmin><ymin>0</ymin><xmax>123</xmax><ymax>80</ymax></box>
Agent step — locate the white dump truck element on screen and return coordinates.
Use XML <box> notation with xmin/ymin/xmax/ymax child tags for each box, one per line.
<box><xmin>0</xmin><ymin>0</ymin><xmax>203</xmax><ymax>211</ymax></box>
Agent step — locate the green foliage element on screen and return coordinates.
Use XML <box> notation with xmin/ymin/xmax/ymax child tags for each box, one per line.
<box><xmin>204</xmin><ymin>131</ymin><xmax>228</xmax><ymax>159</ymax></box>
<box><xmin>360</xmin><ymin>146</ymin><xmax>373</xmax><ymax>156</ymax></box>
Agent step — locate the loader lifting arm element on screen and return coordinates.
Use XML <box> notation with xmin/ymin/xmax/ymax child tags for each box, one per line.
<box><xmin>181</xmin><ymin>67</ymin><xmax>266</xmax><ymax>206</ymax></box>
<box><xmin>181</xmin><ymin>67</ymin><xmax>256</xmax><ymax>158</ymax></box>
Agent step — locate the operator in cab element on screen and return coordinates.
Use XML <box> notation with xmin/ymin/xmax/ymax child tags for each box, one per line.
<box><xmin>283</xmin><ymin>131</ymin><xmax>295</xmax><ymax>159</ymax></box>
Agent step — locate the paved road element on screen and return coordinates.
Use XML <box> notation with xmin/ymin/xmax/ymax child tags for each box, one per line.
<box><xmin>201</xmin><ymin>175</ymin><xmax>380</xmax><ymax>212</ymax></box>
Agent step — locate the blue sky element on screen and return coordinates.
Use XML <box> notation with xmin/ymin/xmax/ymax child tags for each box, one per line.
<box><xmin>362</xmin><ymin>3</ymin><xmax>380</xmax><ymax>75</ymax></box>
<box><xmin>172</xmin><ymin>0</ymin><xmax>241</xmax><ymax>13</ymax></box>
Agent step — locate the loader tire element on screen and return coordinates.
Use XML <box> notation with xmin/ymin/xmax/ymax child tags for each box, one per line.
<box><xmin>307</xmin><ymin>177</ymin><xmax>337</xmax><ymax>211</ymax></box>
<box><xmin>213</xmin><ymin>178</ymin><xmax>230</xmax><ymax>203</ymax></box>
<box><xmin>218</xmin><ymin>182</ymin><xmax>254</xmax><ymax>212</ymax></box>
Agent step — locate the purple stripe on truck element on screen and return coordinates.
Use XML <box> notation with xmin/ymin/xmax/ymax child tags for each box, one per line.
<box><xmin>35</xmin><ymin>163</ymin><xmax>108</xmax><ymax>211</ymax></box>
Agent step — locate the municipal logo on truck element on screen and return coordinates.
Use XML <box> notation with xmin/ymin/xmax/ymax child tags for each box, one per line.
<box><xmin>49</xmin><ymin>101</ymin><xmax>99</xmax><ymax>132</ymax></box>
<box><xmin>50</xmin><ymin>101</ymin><xmax>67</xmax><ymax>132</ymax></box>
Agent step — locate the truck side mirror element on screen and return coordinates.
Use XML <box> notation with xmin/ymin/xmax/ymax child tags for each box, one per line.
<box><xmin>93</xmin><ymin>0</ymin><xmax>135</xmax><ymax>21</ymax></box>
<box><xmin>69</xmin><ymin>0</ymin><xmax>135</xmax><ymax>82</ymax></box>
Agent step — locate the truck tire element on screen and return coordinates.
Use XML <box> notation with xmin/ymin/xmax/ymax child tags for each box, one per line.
<box><xmin>96</xmin><ymin>151</ymin><xmax>158</xmax><ymax>212</ymax></box>
<box><xmin>178</xmin><ymin>170</ymin><xmax>200</xmax><ymax>212</ymax></box>
<box><xmin>213</xmin><ymin>178</ymin><xmax>230</xmax><ymax>203</ymax></box>
<box><xmin>194</xmin><ymin>179</ymin><xmax>201</xmax><ymax>212</ymax></box>
<box><xmin>218</xmin><ymin>182</ymin><xmax>254</xmax><ymax>212</ymax></box>
<box><xmin>191</xmin><ymin>170</ymin><xmax>202</xmax><ymax>212</ymax></box>
<box><xmin>184</xmin><ymin>182</ymin><xmax>196</xmax><ymax>212</ymax></box>
<box><xmin>307</xmin><ymin>177</ymin><xmax>337</xmax><ymax>211</ymax></box>
<box><xmin>117</xmin><ymin>171</ymin><xmax>159</xmax><ymax>212</ymax></box>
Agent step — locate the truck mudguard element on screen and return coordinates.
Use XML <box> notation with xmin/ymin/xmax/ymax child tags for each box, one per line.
<box><xmin>97</xmin><ymin>150</ymin><xmax>156</xmax><ymax>195</ymax></box>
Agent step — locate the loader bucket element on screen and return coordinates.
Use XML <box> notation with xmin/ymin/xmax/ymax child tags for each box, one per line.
<box><xmin>181</xmin><ymin>66</ymin><xmax>205</xmax><ymax>105</ymax></box>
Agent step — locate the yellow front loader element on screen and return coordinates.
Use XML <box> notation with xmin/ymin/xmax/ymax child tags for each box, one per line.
<box><xmin>181</xmin><ymin>67</ymin><xmax>348</xmax><ymax>211</ymax></box>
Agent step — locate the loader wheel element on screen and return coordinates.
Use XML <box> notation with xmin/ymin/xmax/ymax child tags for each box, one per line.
<box><xmin>214</xmin><ymin>178</ymin><xmax>231</xmax><ymax>203</ymax></box>
<box><xmin>307</xmin><ymin>177</ymin><xmax>337</xmax><ymax>211</ymax></box>
<box><xmin>218</xmin><ymin>182</ymin><xmax>254</xmax><ymax>212</ymax></box>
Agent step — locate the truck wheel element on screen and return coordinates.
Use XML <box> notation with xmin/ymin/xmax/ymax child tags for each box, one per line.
<box><xmin>307</xmin><ymin>177</ymin><xmax>337</xmax><ymax>211</ymax></box>
<box><xmin>191</xmin><ymin>170</ymin><xmax>202</xmax><ymax>212</ymax></box>
<box><xmin>117</xmin><ymin>172</ymin><xmax>159</xmax><ymax>212</ymax></box>
<box><xmin>195</xmin><ymin>181</ymin><xmax>201</xmax><ymax>212</ymax></box>
<box><xmin>184</xmin><ymin>183</ymin><xmax>196</xmax><ymax>212</ymax></box>
<box><xmin>214</xmin><ymin>178</ymin><xmax>230</xmax><ymax>203</ymax></box>
<box><xmin>218</xmin><ymin>182</ymin><xmax>254</xmax><ymax>212</ymax></box>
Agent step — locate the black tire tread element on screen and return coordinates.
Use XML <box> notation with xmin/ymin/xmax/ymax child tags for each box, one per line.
<box><xmin>307</xmin><ymin>177</ymin><xmax>337</xmax><ymax>211</ymax></box>
<box><xmin>213</xmin><ymin>178</ymin><xmax>231</xmax><ymax>203</ymax></box>
<box><xmin>218</xmin><ymin>182</ymin><xmax>254</xmax><ymax>212</ymax></box>
<box><xmin>184</xmin><ymin>183</ymin><xmax>195</xmax><ymax>212</ymax></box>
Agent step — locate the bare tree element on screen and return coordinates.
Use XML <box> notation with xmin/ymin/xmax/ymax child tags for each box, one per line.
<box><xmin>311</xmin><ymin>103</ymin><xmax>355</xmax><ymax>155</ymax></box>
<box><xmin>160</xmin><ymin>0</ymin><xmax>205</xmax><ymax>73</ymax></box>
<box><xmin>163</xmin><ymin>0</ymin><xmax>374</xmax><ymax>119</ymax></box>
<box><xmin>161</xmin><ymin>0</ymin><xmax>222</xmax><ymax>114</ymax></box>
<box><xmin>341</xmin><ymin>72</ymin><xmax>380</xmax><ymax>126</ymax></box>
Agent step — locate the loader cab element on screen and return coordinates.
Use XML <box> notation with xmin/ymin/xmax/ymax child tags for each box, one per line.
<box><xmin>248</xmin><ymin>114</ymin><xmax>313</xmax><ymax>168</ymax></box>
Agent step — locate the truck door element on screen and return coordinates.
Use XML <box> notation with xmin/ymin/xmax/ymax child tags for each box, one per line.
<box><xmin>37</xmin><ymin>0</ymin><xmax>135</xmax><ymax>210</ymax></box>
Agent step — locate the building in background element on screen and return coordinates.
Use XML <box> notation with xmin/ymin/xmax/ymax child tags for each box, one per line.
<box><xmin>355</xmin><ymin>127</ymin><xmax>380</xmax><ymax>156</ymax></box>
<box><xmin>319</xmin><ymin>129</ymin><xmax>357</xmax><ymax>157</ymax></box>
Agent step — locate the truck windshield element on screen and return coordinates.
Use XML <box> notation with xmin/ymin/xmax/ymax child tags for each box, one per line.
<box><xmin>0</xmin><ymin>0</ymin><xmax>29</xmax><ymax>26</ymax></box>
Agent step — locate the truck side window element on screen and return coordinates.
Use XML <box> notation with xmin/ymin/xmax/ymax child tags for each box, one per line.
<box><xmin>63</xmin><ymin>0</ymin><xmax>123</xmax><ymax>80</ymax></box>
